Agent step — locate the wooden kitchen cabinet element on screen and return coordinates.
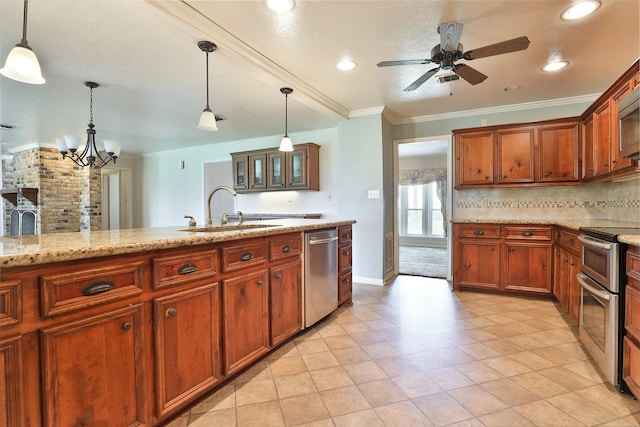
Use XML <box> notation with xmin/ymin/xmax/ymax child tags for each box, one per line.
<box><xmin>624</xmin><ymin>245</ymin><xmax>640</xmax><ymax>398</ymax></box>
<box><xmin>582</xmin><ymin>115</ymin><xmax>596</xmax><ymax>179</ymax></box>
<box><xmin>222</xmin><ymin>269</ymin><xmax>270</xmax><ymax>376</ymax></box>
<box><xmin>453</xmin><ymin>223</ymin><xmax>553</xmax><ymax>296</ymax></box>
<box><xmin>41</xmin><ymin>305</ymin><xmax>146</xmax><ymax>427</ymax></box>
<box><xmin>231</xmin><ymin>143</ymin><xmax>320</xmax><ymax>193</ymax></box>
<box><xmin>552</xmin><ymin>227</ymin><xmax>581</xmax><ymax>322</ymax></box>
<box><xmin>611</xmin><ymin>83</ymin><xmax>635</xmax><ymax>171</ymax></box>
<box><xmin>338</xmin><ymin>225</ymin><xmax>353</xmax><ymax>305</ymax></box>
<box><xmin>1</xmin><ymin>335</ymin><xmax>23</xmax><ymax>427</ymax></box>
<box><xmin>154</xmin><ymin>283</ymin><xmax>222</xmax><ymax>417</ymax></box>
<box><xmin>454</xmin><ymin>118</ymin><xmax>580</xmax><ymax>188</ymax></box>
<box><xmin>270</xmin><ymin>260</ymin><xmax>302</xmax><ymax>346</ymax></box>
<box><xmin>594</xmin><ymin>101</ymin><xmax>612</xmax><ymax>177</ymax></box>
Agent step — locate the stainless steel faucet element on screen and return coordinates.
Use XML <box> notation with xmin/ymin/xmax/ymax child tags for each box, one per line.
<box><xmin>206</xmin><ymin>185</ymin><xmax>237</xmax><ymax>226</ymax></box>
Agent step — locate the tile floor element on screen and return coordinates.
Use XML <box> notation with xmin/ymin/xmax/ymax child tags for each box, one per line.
<box><xmin>166</xmin><ymin>276</ymin><xmax>640</xmax><ymax>426</ymax></box>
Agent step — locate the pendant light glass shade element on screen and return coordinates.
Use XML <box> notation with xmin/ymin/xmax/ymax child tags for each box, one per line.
<box><xmin>197</xmin><ymin>41</ymin><xmax>218</xmax><ymax>132</ymax></box>
<box><xmin>279</xmin><ymin>87</ymin><xmax>294</xmax><ymax>152</ymax></box>
<box><xmin>0</xmin><ymin>0</ymin><xmax>45</xmax><ymax>85</ymax></box>
<box><xmin>198</xmin><ymin>107</ymin><xmax>218</xmax><ymax>131</ymax></box>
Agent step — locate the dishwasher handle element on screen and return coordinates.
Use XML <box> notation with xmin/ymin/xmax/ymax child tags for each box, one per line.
<box><xmin>308</xmin><ymin>236</ymin><xmax>339</xmax><ymax>245</ymax></box>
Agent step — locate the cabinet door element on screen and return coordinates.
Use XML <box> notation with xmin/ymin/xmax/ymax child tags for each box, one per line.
<box><xmin>611</xmin><ymin>84</ymin><xmax>634</xmax><ymax>172</ymax></box>
<box><xmin>497</xmin><ymin>127</ymin><xmax>534</xmax><ymax>184</ymax></box>
<box><xmin>553</xmin><ymin>248</ymin><xmax>569</xmax><ymax>310</ymax></box>
<box><xmin>287</xmin><ymin>147</ymin><xmax>308</xmax><ymax>189</ymax></box>
<box><xmin>456</xmin><ymin>240</ymin><xmax>500</xmax><ymax>290</ymax></box>
<box><xmin>249</xmin><ymin>153</ymin><xmax>267</xmax><ymax>191</ymax></box>
<box><xmin>594</xmin><ymin>101</ymin><xmax>612</xmax><ymax>177</ymax></box>
<box><xmin>270</xmin><ymin>261</ymin><xmax>302</xmax><ymax>347</ymax></box>
<box><xmin>537</xmin><ymin>122</ymin><xmax>580</xmax><ymax>182</ymax></box>
<box><xmin>41</xmin><ymin>305</ymin><xmax>146</xmax><ymax>427</ymax></box>
<box><xmin>232</xmin><ymin>154</ymin><xmax>249</xmax><ymax>191</ymax></box>
<box><xmin>223</xmin><ymin>270</ymin><xmax>269</xmax><ymax>375</ymax></box>
<box><xmin>268</xmin><ymin>151</ymin><xmax>286</xmax><ymax>189</ymax></box>
<box><xmin>1</xmin><ymin>336</ymin><xmax>22</xmax><ymax>427</ymax></box>
<box><xmin>455</xmin><ymin>131</ymin><xmax>495</xmax><ymax>187</ymax></box>
<box><xmin>567</xmin><ymin>252</ymin><xmax>581</xmax><ymax>323</ymax></box>
<box><xmin>582</xmin><ymin>115</ymin><xmax>595</xmax><ymax>179</ymax></box>
<box><xmin>504</xmin><ymin>243</ymin><xmax>552</xmax><ymax>294</ymax></box>
<box><xmin>154</xmin><ymin>284</ymin><xmax>222</xmax><ymax>417</ymax></box>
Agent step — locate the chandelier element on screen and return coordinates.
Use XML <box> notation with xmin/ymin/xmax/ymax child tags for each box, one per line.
<box><xmin>55</xmin><ymin>81</ymin><xmax>120</xmax><ymax>168</ymax></box>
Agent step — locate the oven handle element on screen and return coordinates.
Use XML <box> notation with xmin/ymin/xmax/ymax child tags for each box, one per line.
<box><xmin>578</xmin><ymin>235</ymin><xmax>613</xmax><ymax>250</ymax></box>
<box><xmin>577</xmin><ymin>273</ymin><xmax>610</xmax><ymax>301</ymax></box>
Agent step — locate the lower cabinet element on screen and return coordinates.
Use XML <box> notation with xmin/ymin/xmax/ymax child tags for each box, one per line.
<box><xmin>624</xmin><ymin>245</ymin><xmax>640</xmax><ymax>398</ymax></box>
<box><xmin>1</xmin><ymin>336</ymin><xmax>23</xmax><ymax>427</ymax></box>
<box><xmin>552</xmin><ymin>227</ymin><xmax>581</xmax><ymax>323</ymax></box>
<box><xmin>453</xmin><ymin>224</ymin><xmax>553</xmax><ymax>296</ymax></box>
<box><xmin>338</xmin><ymin>225</ymin><xmax>353</xmax><ymax>305</ymax></box>
<box><xmin>154</xmin><ymin>283</ymin><xmax>222</xmax><ymax>417</ymax></box>
<box><xmin>223</xmin><ymin>269</ymin><xmax>270</xmax><ymax>376</ymax></box>
<box><xmin>41</xmin><ymin>305</ymin><xmax>146</xmax><ymax>427</ymax></box>
<box><xmin>270</xmin><ymin>260</ymin><xmax>302</xmax><ymax>347</ymax></box>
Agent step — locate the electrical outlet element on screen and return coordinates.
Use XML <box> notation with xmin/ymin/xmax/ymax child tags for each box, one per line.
<box><xmin>368</xmin><ymin>189</ymin><xmax>380</xmax><ymax>199</ymax></box>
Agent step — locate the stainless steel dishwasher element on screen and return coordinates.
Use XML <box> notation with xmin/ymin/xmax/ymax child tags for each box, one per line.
<box><xmin>304</xmin><ymin>229</ymin><xmax>339</xmax><ymax>328</ymax></box>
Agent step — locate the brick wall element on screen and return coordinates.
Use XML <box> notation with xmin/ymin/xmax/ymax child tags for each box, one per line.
<box><xmin>2</xmin><ymin>147</ymin><xmax>103</xmax><ymax>235</ymax></box>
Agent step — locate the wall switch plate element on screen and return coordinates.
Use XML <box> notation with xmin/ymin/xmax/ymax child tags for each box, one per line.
<box><xmin>368</xmin><ymin>189</ymin><xmax>380</xmax><ymax>199</ymax></box>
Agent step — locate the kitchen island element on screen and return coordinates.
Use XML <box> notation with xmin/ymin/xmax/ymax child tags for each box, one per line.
<box><xmin>0</xmin><ymin>218</ymin><xmax>354</xmax><ymax>426</ymax></box>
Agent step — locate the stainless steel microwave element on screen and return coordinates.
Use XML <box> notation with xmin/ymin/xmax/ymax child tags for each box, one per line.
<box><xmin>618</xmin><ymin>86</ymin><xmax>639</xmax><ymax>159</ymax></box>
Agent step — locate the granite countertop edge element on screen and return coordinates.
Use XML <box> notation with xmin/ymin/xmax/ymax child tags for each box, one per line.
<box><xmin>1</xmin><ymin>219</ymin><xmax>356</xmax><ymax>268</ymax></box>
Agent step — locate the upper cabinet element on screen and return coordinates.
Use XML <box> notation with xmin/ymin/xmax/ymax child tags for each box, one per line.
<box><xmin>581</xmin><ymin>60</ymin><xmax>639</xmax><ymax>182</ymax></box>
<box><xmin>231</xmin><ymin>143</ymin><xmax>320</xmax><ymax>193</ymax></box>
<box><xmin>454</xmin><ymin>118</ymin><xmax>580</xmax><ymax>189</ymax></box>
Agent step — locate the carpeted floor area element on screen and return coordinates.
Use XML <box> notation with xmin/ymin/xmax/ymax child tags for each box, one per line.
<box><xmin>399</xmin><ymin>246</ymin><xmax>447</xmax><ymax>279</ymax></box>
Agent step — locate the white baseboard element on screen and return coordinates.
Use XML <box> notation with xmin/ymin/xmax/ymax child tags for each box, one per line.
<box><xmin>353</xmin><ymin>276</ymin><xmax>385</xmax><ymax>286</ymax></box>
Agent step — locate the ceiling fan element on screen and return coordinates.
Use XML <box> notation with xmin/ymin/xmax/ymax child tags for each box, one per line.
<box><xmin>377</xmin><ymin>22</ymin><xmax>530</xmax><ymax>91</ymax></box>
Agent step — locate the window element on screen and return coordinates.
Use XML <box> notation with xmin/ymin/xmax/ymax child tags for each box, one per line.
<box><xmin>399</xmin><ymin>182</ymin><xmax>444</xmax><ymax>237</ymax></box>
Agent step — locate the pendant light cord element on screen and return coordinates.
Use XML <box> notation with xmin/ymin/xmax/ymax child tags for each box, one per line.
<box><xmin>205</xmin><ymin>51</ymin><xmax>210</xmax><ymax>109</ymax></box>
<box><xmin>89</xmin><ymin>85</ymin><xmax>94</xmax><ymax>125</ymax></box>
<box><xmin>284</xmin><ymin>92</ymin><xmax>288</xmax><ymax>137</ymax></box>
<box><xmin>21</xmin><ymin>0</ymin><xmax>29</xmax><ymax>46</ymax></box>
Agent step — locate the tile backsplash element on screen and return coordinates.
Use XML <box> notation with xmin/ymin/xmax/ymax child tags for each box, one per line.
<box><xmin>454</xmin><ymin>176</ymin><xmax>640</xmax><ymax>223</ymax></box>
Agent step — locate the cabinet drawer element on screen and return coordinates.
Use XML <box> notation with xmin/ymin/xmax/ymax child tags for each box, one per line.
<box><xmin>557</xmin><ymin>229</ymin><xmax>580</xmax><ymax>252</ymax></box>
<box><xmin>628</xmin><ymin>247</ymin><xmax>640</xmax><ymax>283</ymax></box>
<box><xmin>338</xmin><ymin>226</ymin><xmax>352</xmax><ymax>245</ymax></box>
<box><xmin>152</xmin><ymin>249</ymin><xmax>218</xmax><ymax>290</ymax></box>
<box><xmin>0</xmin><ymin>280</ymin><xmax>21</xmax><ymax>327</ymax></box>
<box><xmin>338</xmin><ymin>271</ymin><xmax>352</xmax><ymax>304</ymax></box>
<box><xmin>627</xmin><ymin>285</ymin><xmax>640</xmax><ymax>342</ymax></box>
<box><xmin>504</xmin><ymin>226</ymin><xmax>551</xmax><ymax>241</ymax></box>
<box><xmin>269</xmin><ymin>233</ymin><xmax>302</xmax><ymax>262</ymax></box>
<box><xmin>457</xmin><ymin>225</ymin><xmax>500</xmax><ymax>239</ymax></box>
<box><xmin>221</xmin><ymin>239</ymin><xmax>268</xmax><ymax>273</ymax></box>
<box><xmin>623</xmin><ymin>336</ymin><xmax>640</xmax><ymax>399</ymax></box>
<box><xmin>339</xmin><ymin>244</ymin><xmax>352</xmax><ymax>272</ymax></box>
<box><xmin>41</xmin><ymin>261</ymin><xmax>144</xmax><ymax>317</ymax></box>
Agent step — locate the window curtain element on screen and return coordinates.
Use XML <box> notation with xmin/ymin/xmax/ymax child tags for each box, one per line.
<box><xmin>399</xmin><ymin>168</ymin><xmax>447</xmax><ymax>236</ymax></box>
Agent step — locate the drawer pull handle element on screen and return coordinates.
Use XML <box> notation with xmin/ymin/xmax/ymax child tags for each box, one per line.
<box><xmin>82</xmin><ymin>280</ymin><xmax>114</xmax><ymax>296</ymax></box>
<box><xmin>342</xmin><ymin>233</ymin><xmax>350</xmax><ymax>239</ymax></box>
<box><xmin>166</xmin><ymin>308</ymin><xmax>177</xmax><ymax>317</ymax></box>
<box><xmin>122</xmin><ymin>322</ymin><xmax>132</xmax><ymax>331</ymax></box>
<box><xmin>342</xmin><ymin>277</ymin><xmax>350</xmax><ymax>284</ymax></box>
<box><xmin>178</xmin><ymin>263</ymin><xmax>198</xmax><ymax>275</ymax></box>
<box><xmin>275</xmin><ymin>274</ymin><xmax>282</xmax><ymax>280</ymax></box>
<box><xmin>257</xmin><ymin>280</ymin><xmax>264</xmax><ymax>286</ymax></box>
<box><xmin>343</xmin><ymin>250</ymin><xmax>350</xmax><ymax>256</ymax></box>
<box><xmin>282</xmin><ymin>245</ymin><xmax>292</xmax><ymax>253</ymax></box>
<box><xmin>240</xmin><ymin>253</ymin><xmax>254</xmax><ymax>261</ymax></box>
<box><xmin>474</xmin><ymin>230</ymin><xmax>484</xmax><ymax>236</ymax></box>
<box><xmin>522</xmin><ymin>232</ymin><xmax>533</xmax><ymax>237</ymax></box>
<box><xmin>569</xmin><ymin>239</ymin><xmax>574</xmax><ymax>245</ymax></box>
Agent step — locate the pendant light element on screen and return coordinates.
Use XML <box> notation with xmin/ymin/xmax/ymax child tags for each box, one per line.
<box><xmin>197</xmin><ymin>41</ymin><xmax>218</xmax><ymax>131</ymax></box>
<box><xmin>0</xmin><ymin>0</ymin><xmax>45</xmax><ymax>84</ymax></box>
<box><xmin>56</xmin><ymin>81</ymin><xmax>121</xmax><ymax>168</ymax></box>
<box><xmin>279</xmin><ymin>87</ymin><xmax>294</xmax><ymax>152</ymax></box>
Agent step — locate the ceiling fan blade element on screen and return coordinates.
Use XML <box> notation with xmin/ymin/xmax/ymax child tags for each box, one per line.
<box><xmin>438</xmin><ymin>22</ymin><xmax>464</xmax><ymax>52</ymax></box>
<box><xmin>453</xmin><ymin>64</ymin><xmax>487</xmax><ymax>85</ymax></box>
<box><xmin>404</xmin><ymin>67</ymin><xmax>440</xmax><ymax>91</ymax></box>
<box><xmin>377</xmin><ymin>59</ymin><xmax>431</xmax><ymax>67</ymax></box>
<box><xmin>463</xmin><ymin>36</ymin><xmax>530</xmax><ymax>60</ymax></box>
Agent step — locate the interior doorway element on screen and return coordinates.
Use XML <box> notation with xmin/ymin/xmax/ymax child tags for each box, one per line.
<box><xmin>101</xmin><ymin>167</ymin><xmax>132</xmax><ymax>230</ymax></box>
<box><xmin>394</xmin><ymin>136</ymin><xmax>453</xmax><ymax>280</ymax></box>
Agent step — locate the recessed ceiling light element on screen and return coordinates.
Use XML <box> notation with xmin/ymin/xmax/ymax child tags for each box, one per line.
<box><xmin>336</xmin><ymin>59</ymin><xmax>357</xmax><ymax>71</ymax></box>
<box><xmin>267</xmin><ymin>0</ymin><xmax>295</xmax><ymax>12</ymax></box>
<box><xmin>543</xmin><ymin>61</ymin><xmax>569</xmax><ymax>72</ymax></box>
<box><xmin>561</xmin><ymin>0</ymin><xmax>600</xmax><ymax>20</ymax></box>
<box><xmin>503</xmin><ymin>85</ymin><xmax>521</xmax><ymax>92</ymax></box>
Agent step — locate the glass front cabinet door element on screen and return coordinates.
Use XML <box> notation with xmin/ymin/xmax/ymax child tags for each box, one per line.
<box><xmin>232</xmin><ymin>155</ymin><xmax>248</xmax><ymax>191</ymax></box>
<box><xmin>287</xmin><ymin>147</ymin><xmax>307</xmax><ymax>189</ymax></box>
<box><xmin>268</xmin><ymin>152</ymin><xmax>286</xmax><ymax>189</ymax></box>
<box><xmin>249</xmin><ymin>153</ymin><xmax>267</xmax><ymax>191</ymax></box>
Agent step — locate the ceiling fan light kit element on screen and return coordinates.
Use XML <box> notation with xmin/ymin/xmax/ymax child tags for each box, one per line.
<box><xmin>56</xmin><ymin>81</ymin><xmax>121</xmax><ymax>168</ymax></box>
<box><xmin>267</xmin><ymin>0</ymin><xmax>295</xmax><ymax>13</ymax></box>
<box><xmin>543</xmin><ymin>60</ymin><xmax>569</xmax><ymax>72</ymax></box>
<box><xmin>377</xmin><ymin>22</ymin><xmax>530</xmax><ymax>92</ymax></box>
<box><xmin>562</xmin><ymin>0</ymin><xmax>600</xmax><ymax>20</ymax></box>
<box><xmin>0</xmin><ymin>0</ymin><xmax>45</xmax><ymax>84</ymax></box>
<box><xmin>197</xmin><ymin>40</ymin><xmax>218</xmax><ymax>132</ymax></box>
<box><xmin>279</xmin><ymin>87</ymin><xmax>294</xmax><ymax>152</ymax></box>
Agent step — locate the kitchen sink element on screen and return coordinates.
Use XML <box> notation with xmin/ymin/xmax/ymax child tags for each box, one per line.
<box><xmin>179</xmin><ymin>224</ymin><xmax>281</xmax><ymax>232</ymax></box>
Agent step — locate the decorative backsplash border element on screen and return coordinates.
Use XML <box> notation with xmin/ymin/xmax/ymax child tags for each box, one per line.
<box><xmin>454</xmin><ymin>177</ymin><xmax>640</xmax><ymax>222</ymax></box>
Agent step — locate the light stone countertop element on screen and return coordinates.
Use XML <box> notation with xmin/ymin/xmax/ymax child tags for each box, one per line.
<box><xmin>620</xmin><ymin>236</ymin><xmax>640</xmax><ymax>247</ymax></box>
<box><xmin>0</xmin><ymin>219</ymin><xmax>355</xmax><ymax>268</ymax></box>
